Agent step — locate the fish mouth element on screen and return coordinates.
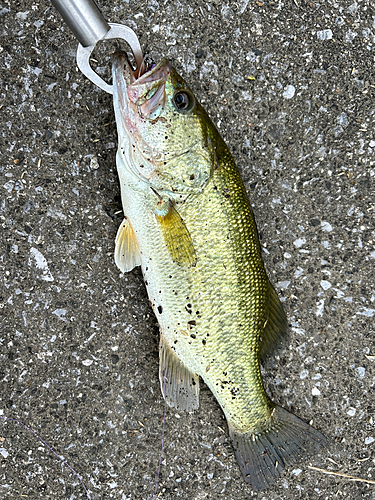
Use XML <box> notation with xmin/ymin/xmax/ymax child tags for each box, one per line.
<box><xmin>112</xmin><ymin>51</ymin><xmax>171</xmax><ymax>120</ymax></box>
<box><xmin>112</xmin><ymin>51</ymin><xmax>171</xmax><ymax>178</ymax></box>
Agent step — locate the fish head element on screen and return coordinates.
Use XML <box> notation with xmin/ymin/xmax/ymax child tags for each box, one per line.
<box><xmin>113</xmin><ymin>51</ymin><xmax>216</xmax><ymax>194</ymax></box>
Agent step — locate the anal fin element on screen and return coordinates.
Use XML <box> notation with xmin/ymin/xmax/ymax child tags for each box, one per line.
<box><xmin>159</xmin><ymin>334</ymin><xmax>199</xmax><ymax>412</ymax></box>
<box><xmin>259</xmin><ymin>282</ymin><xmax>288</xmax><ymax>364</ymax></box>
<box><xmin>114</xmin><ymin>217</ymin><xmax>141</xmax><ymax>273</ymax></box>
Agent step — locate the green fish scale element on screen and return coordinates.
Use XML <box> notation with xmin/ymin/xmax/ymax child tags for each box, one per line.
<box><xmin>140</xmin><ymin>135</ymin><xmax>273</xmax><ymax>433</ymax></box>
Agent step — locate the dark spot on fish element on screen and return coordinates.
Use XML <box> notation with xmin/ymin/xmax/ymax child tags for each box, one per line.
<box><xmin>174</xmin><ymin>340</ymin><xmax>178</xmax><ymax>344</ymax></box>
<box><xmin>196</xmin><ymin>311</ymin><xmax>200</xmax><ymax>315</ymax></box>
<box><xmin>192</xmin><ymin>378</ymin><xmax>196</xmax><ymax>385</ymax></box>
<box><xmin>185</xmin><ymin>306</ymin><xmax>192</xmax><ymax>314</ymax></box>
<box><xmin>157</xmin><ymin>305</ymin><xmax>163</xmax><ymax>314</ymax></box>
<box><xmin>139</xmin><ymin>164</ymin><xmax>144</xmax><ymax>168</ymax></box>
<box><xmin>190</xmin><ymin>174</ymin><xmax>195</xmax><ymax>180</ymax></box>
<box><xmin>187</xmin><ymin>320</ymin><xmax>196</xmax><ymax>326</ymax></box>
<box><xmin>190</xmin><ymin>334</ymin><xmax>196</xmax><ymax>339</ymax></box>
<box><xmin>169</xmin><ymin>275</ymin><xmax>173</xmax><ymax>278</ymax></box>
<box><xmin>202</xmin><ymin>339</ymin><xmax>206</xmax><ymax>345</ymax></box>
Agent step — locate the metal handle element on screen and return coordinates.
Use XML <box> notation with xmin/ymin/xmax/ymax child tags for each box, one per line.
<box><xmin>51</xmin><ymin>0</ymin><xmax>110</xmax><ymax>47</ymax></box>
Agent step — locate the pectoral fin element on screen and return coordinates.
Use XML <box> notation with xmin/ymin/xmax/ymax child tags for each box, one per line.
<box><xmin>259</xmin><ymin>282</ymin><xmax>288</xmax><ymax>364</ymax></box>
<box><xmin>114</xmin><ymin>217</ymin><xmax>142</xmax><ymax>273</ymax></box>
<box><xmin>155</xmin><ymin>200</ymin><xmax>196</xmax><ymax>268</ymax></box>
<box><xmin>159</xmin><ymin>334</ymin><xmax>199</xmax><ymax>412</ymax></box>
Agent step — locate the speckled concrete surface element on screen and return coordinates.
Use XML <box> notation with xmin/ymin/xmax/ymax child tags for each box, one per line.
<box><xmin>1</xmin><ymin>0</ymin><xmax>375</xmax><ymax>498</ymax></box>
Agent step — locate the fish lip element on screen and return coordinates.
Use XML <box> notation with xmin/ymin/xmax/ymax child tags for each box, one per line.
<box><xmin>112</xmin><ymin>50</ymin><xmax>136</xmax><ymax>87</ymax></box>
<box><xmin>112</xmin><ymin>51</ymin><xmax>171</xmax><ymax>118</ymax></box>
<box><xmin>112</xmin><ymin>51</ymin><xmax>133</xmax><ymax>138</ymax></box>
<box><xmin>131</xmin><ymin>57</ymin><xmax>171</xmax><ymax>87</ymax></box>
<box><xmin>112</xmin><ymin>50</ymin><xmax>171</xmax><ymax>95</ymax></box>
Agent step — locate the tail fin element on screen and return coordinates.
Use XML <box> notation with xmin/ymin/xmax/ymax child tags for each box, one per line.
<box><xmin>229</xmin><ymin>405</ymin><xmax>327</xmax><ymax>491</ymax></box>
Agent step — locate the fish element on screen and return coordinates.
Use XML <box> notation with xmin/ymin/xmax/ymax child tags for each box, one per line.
<box><xmin>111</xmin><ymin>49</ymin><xmax>326</xmax><ymax>491</ymax></box>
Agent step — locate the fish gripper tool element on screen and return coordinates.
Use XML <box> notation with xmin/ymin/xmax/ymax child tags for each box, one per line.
<box><xmin>51</xmin><ymin>0</ymin><xmax>143</xmax><ymax>94</ymax></box>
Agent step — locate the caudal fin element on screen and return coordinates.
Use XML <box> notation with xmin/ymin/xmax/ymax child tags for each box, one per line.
<box><xmin>229</xmin><ymin>405</ymin><xmax>327</xmax><ymax>491</ymax></box>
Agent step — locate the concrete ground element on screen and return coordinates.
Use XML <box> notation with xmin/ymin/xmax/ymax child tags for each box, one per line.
<box><xmin>1</xmin><ymin>0</ymin><xmax>375</xmax><ymax>498</ymax></box>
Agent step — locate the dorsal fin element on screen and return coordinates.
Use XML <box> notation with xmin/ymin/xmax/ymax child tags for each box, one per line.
<box><xmin>114</xmin><ymin>217</ymin><xmax>142</xmax><ymax>273</ymax></box>
<box><xmin>159</xmin><ymin>334</ymin><xmax>199</xmax><ymax>412</ymax></box>
<box><xmin>259</xmin><ymin>282</ymin><xmax>288</xmax><ymax>364</ymax></box>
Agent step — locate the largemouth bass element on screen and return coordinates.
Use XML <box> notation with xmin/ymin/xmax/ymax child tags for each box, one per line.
<box><xmin>111</xmin><ymin>50</ymin><xmax>326</xmax><ymax>491</ymax></box>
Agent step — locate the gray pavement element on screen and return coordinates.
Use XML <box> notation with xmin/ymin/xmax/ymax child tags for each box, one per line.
<box><xmin>1</xmin><ymin>0</ymin><xmax>375</xmax><ymax>498</ymax></box>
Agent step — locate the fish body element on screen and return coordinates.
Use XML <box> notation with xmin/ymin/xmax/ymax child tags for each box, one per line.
<box><xmin>112</xmin><ymin>51</ymin><xmax>326</xmax><ymax>490</ymax></box>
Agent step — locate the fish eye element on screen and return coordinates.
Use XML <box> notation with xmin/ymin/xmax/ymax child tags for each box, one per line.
<box><xmin>173</xmin><ymin>90</ymin><xmax>194</xmax><ymax>113</ymax></box>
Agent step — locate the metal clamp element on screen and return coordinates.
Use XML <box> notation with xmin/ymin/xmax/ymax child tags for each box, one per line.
<box><xmin>76</xmin><ymin>23</ymin><xmax>142</xmax><ymax>94</ymax></box>
<box><xmin>51</xmin><ymin>0</ymin><xmax>143</xmax><ymax>94</ymax></box>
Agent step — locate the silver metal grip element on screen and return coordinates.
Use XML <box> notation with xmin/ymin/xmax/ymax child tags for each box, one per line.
<box><xmin>51</xmin><ymin>0</ymin><xmax>110</xmax><ymax>47</ymax></box>
<box><xmin>76</xmin><ymin>23</ymin><xmax>143</xmax><ymax>94</ymax></box>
